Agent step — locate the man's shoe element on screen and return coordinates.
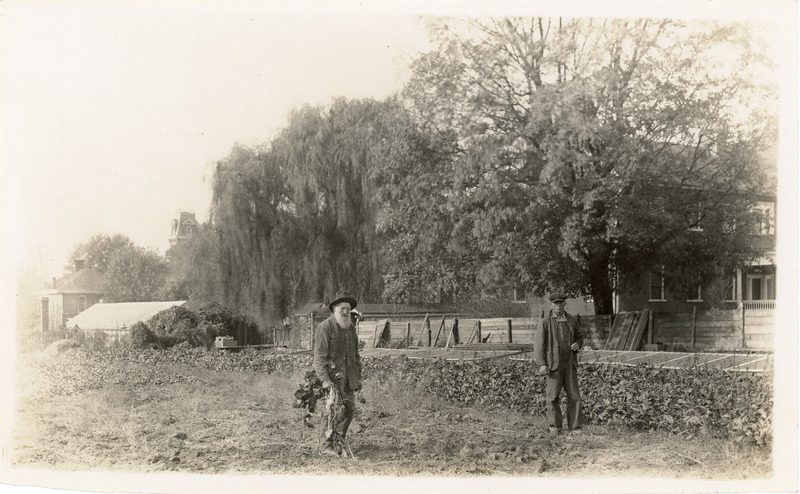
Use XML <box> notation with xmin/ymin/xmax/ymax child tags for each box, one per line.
<box><xmin>548</xmin><ymin>427</ymin><xmax>561</xmax><ymax>435</ymax></box>
<box><xmin>569</xmin><ymin>428</ymin><xmax>583</xmax><ymax>434</ymax></box>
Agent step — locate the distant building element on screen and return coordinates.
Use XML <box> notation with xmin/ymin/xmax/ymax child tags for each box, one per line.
<box><xmin>168</xmin><ymin>211</ymin><xmax>197</xmax><ymax>247</ymax></box>
<box><xmin>41</xmin><ymin>259</ymin><xmax>106</xmax><ymax>331</ymax></box>
<box><xmin>66</xmin><ymin>300</ymin><xmax>186</xmax><ymax>332</ymax></box>
<box><xmin>617</xmin><ymin>192</ymin><xmax>776</xmax><ymax>314</ymax></box>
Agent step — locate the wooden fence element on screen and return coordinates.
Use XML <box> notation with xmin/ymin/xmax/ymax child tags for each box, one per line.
<box><xmin>351</xmin><ymin>307</ymin><xmax>772</xmax><ymax>353</ymax></box>
<box><xmin>17</xmin><ymin>326</ymin><xmax>275</xmax><ymax>353</ymax></box>
<box><xmin>17</xmin><ymin>329</ymin><xmax>130</xmax><ymax>353</ymax></box>
<box><xmin>652</xmin><ymin>306</ymin><xmax>773</xmax><ymax>352</ymax></box>
<box><xmin>353</xmin><ymin>315</ymin><xmax>613</xmax><ymax>349</ymax></box>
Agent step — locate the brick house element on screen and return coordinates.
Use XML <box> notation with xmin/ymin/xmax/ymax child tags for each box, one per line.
<box><xmin>616</xmin><ymin>192</ymin><xmax>776</xmax><ymax>314</ymax></box>
<box><xmin>41</xmin><ymin>259</ymin><xmax>106</xmax><ymax>331</ymax></box>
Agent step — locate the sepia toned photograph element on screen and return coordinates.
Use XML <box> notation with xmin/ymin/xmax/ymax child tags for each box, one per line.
<box><xmin>1</xmin><ymin>1</ymin><xmax>797</xmax><ymax>493</ymax></box>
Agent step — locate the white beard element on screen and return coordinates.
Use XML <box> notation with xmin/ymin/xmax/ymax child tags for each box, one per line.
<box><xmin>334</xmin><ymin>313</ymin><xmax>353</xmax><ymax>330</ymax></box>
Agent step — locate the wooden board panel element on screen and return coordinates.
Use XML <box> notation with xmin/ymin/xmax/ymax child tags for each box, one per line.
<box><xmin>618</xmin><ymin>312</ymin><xmax>641</xmax><ymax>350</ymax></box>
<box><xmin>624</xmin><ymin>310</ymin><xmax>649</xmax><ymax>351</ymax></box>
<box><xmin>605</xmin><ymin>312</ymin><xmax>635</xmax><ymax>350</ymax></box>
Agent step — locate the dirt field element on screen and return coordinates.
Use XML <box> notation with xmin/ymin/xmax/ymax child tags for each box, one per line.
<box><xmin>11</xmin><ymin>348</ymin><xmax>772</xmax><ymax>480</ymax></box>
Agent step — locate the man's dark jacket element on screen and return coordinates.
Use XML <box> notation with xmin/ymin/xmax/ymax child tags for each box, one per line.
<box><xmin>312</xmin><ymin>316</ymin><xmax>362</xmax><ymax>391</ymax></box>
<box><xmin>533</xmin><ymin>312</ymin><xmax>584</xmax><ymax>371</ymax></box>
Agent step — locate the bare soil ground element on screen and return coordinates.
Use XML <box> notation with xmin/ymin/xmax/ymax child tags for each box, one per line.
<box><xmin>11</xmin><ymin>350</ymin><xmax>772</xmax><ymax>479</ymax></box>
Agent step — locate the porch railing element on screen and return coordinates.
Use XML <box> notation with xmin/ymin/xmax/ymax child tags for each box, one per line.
<box><xmin>742</xmin><ymin>300</ymin><xmax>775</xmax><ymax>310</ymax></box>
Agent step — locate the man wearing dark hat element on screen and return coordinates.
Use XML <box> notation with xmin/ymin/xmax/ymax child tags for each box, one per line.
<box><xmin>533</xmin><ymin>292</ymin><xmax>584</xmax><ymax>434</ymax></box>
<box><xmin>313</xmin><ymin>293</ymin><xmax>362</xmax><ymax>456</ymax></box>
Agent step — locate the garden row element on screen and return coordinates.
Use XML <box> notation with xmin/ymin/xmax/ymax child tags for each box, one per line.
<box><xmin>30</xmin><ymin>345</ymin><xmax>772</xmax><ymax>447</ymax></box>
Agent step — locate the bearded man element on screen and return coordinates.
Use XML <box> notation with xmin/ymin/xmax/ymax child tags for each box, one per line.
<box><xmin>312</xmin><ymin>293</ymin><xmax>362</xmax><ymax>456</ymax></box>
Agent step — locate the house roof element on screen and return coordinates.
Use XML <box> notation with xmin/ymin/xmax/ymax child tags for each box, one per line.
<box><xmin>66</xmin><ymin>300</ymin><xmax>187</xmax><ymax>330</ymax></box>
<box><xmin>52</xmin><ymin>268</ymin><xmax>106</xmax><ymax>295</ymax></box>
<box><xmin>293</xmin><ymin>302</ymin><xmax>462</xmax><ymax>317</ymax></box>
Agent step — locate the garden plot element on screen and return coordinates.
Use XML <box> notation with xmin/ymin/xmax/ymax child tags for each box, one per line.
<box><xmin>366</xmin><ymin>347</ymin><xmax>772</xmax><ymax>373</ymax></box>
<box><xmin>361</xmin><ymin>347</ymin><xmax>523</xmax><ymax>361</ymax></box>
<box><xmin>577</xmin><ymin>350</ymin><xmax>773</xmax><ymax>373</ymax></box>
<box><xmin>12</xmin><ymin>346</ymin><xmax>772</xmax><ymax>480</ymax></box>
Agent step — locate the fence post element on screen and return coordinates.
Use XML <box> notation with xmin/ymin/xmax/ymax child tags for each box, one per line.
<box><xmin>507</xmin><ymin>319</ymin><xmax>513</xmax><ymax>343</ymax></box>
<box><xmin>427</xmin><ymin>317</ymin><xmax>432</xmax><ymax>347</ymax></box>
<box><xmin>741</xmin><ymin>303</ymin><xmax>747</xmax><ymax>349</ymax></box>
<box><xmin>310</xmin><ymin>314</ymin><xmax>315</xmax><ymax>351</ymax></box>
<box><xmin>453</xmin><ymin>318</ymin><xmax>459</xmax><ymax>345</ymax></box>
<box><xmin>691</xmin><ymin>306</ymin><xmax>697</xmax><ymax>352</ymax></box>
<box><xmin>406</xmin><ymin>322</ymin><xmax>411</xmax><ymax>347</ymax></box>
<box><xmin>647</xmin><ymin>310</ymin><xmax>654</xmax><ymax>345</ymax></box>
<box><xmin>477</xmin><ymin>320</ymin><xmax>482</xmax><ymax>343</ymax></box>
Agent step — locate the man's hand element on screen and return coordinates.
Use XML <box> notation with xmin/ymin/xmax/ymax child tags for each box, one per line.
<box><xmin>570</xmin><ymin>342</ymin><xmax>580</xmax><ymax>351</ymax></box>
<box><xmin>321</xmin><ymin>380</ymin><xmax>331</xmax><ymax>388</ymax></box>
<box><xmin>537</xmin><ymin>365</ymin><xmax>549</xmax><ymax>376</ymax></box>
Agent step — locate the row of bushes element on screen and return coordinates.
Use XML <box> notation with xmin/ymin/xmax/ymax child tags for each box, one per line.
<box><xmin>129</xmin><ymin>306</ymin><xmax>261</xmax><ymax>349</ymax></box>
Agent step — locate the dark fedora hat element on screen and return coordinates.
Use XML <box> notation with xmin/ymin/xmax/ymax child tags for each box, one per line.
<box><xmin>328</xmin><ymin>293</ymin><xmax>358</xmax><ymax>312</ymax></box>
<box><xmin>548</xmin><ymin>292</ymin><xmax>567</xmax><ymax>303</ymax></box>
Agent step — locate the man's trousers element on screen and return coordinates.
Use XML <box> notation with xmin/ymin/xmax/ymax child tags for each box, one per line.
<box><xmin>545</xmin><ymin>357</ymin><xmax>581</xmax><ymax>431</ymax></box>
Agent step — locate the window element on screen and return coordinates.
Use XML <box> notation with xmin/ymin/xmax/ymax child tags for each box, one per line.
<box><xmin>723</xmin><ymin>274</ymin><xmax>737</xmax><ymax>301</ymax></box>
<box><xmin>687</xmin><ymin>205</ymin><xmax>704</xmax><ymax>231</ymax></box>
<box><xmin>687</xmin><ymin>283</ymin><xmax>703</xmax><ymax>302</ymax></box>
<box><xmin>648</xmin><ymin>267</ymin><xmax>666</xmax><ymax>301</ymax></box>
<box><xmin>751</xmin><ymin>202</ymin><xmax>775</xmax><ymax>236</ymax></box>
<box><xmin>722</xmin><ymin>217</ymin><xmax>736</xmax><ymax>233</ymax></box>
<box><xmin>512</xmin><ymin>285</ymin><xmax>527</xmax><ymax>303</ymax></box>
<box><xmin>78</xmin><ymin>296</ymin><xmax>87</xmax><ymax>312</ymax></box>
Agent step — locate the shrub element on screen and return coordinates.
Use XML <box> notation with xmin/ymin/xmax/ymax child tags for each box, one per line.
<box><xmin>129</xmin><ymin>322</ymin><xmax>157</xmax><ymax>349</ymax></box>
<box><xmin>144</xmin><ymin>306</ymin><xmax>260</xmax><ymax>348</ymax></box>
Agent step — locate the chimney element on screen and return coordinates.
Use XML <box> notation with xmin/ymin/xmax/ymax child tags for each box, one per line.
<box><xmin>52</xmin><ymin>277</ymin><xmax>57</xmax><ymax>289</ymax></box>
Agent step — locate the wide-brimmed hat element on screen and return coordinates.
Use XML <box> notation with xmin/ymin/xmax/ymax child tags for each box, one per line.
<box><xmin>328</xmin><ymin>293</ymin><xmax>358</xmax><ymax>312</ymax></box>
<box><xmin>548</xmin><ymin>292</ymin><xmax>567</xmax><ymax>303</ymax></box>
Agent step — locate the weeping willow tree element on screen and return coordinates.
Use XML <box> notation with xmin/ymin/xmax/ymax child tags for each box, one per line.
<box><xmin>208</xmin><ymin>97</ymin><xmax>434</xmax><ymax>324</ymax></box>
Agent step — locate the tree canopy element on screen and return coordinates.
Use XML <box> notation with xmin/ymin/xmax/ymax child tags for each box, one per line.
<box><xmin>398</xmin><ymin>17</ymin><xmax>776</xmax><ymax>313</ymax></box>
<box><xmin>164</xmin><ymin>18</ymin><xmax>777</xmax><ymax>320</ymax></box>
<box><xmin>206</xmin><ymin>98</ymin><xmax>451</xmax><ymax>324</ymax></box>
<box><xmin>68</xmin><ymin>234</ymin><xmax>169</xmax><ymax>302</ymax></box>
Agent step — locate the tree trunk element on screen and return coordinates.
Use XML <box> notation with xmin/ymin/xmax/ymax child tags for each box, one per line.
<box><xmin>589</xmin><ymin>256</ymin><xmax>615</xmax><ymax>315</ymax></box>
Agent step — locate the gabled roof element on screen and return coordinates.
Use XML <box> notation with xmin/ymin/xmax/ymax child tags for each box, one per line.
<box><xmin>66</xmin><ymin>300</ymin><xmax>186</xmax><ymax>330</ymax></box>
<box><xmin>293</xmin><ymin>302</ymin><xmax>462</xmax><ymax>317</ymax></box>
<box><xmin>53</xmin><ymin>268</ymin><xmax>106</xmax><ymax>295</ymax></box>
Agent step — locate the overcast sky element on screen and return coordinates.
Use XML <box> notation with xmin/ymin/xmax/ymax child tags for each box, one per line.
<box><xmin>3</xmin><ymin>2</ymin><xmax>434</xmax><ymax>279</ymax></box>
<box><xmin>1</xmin><ymin>0</ymin><xmax>794</xmax><ymax>282</ymax></box>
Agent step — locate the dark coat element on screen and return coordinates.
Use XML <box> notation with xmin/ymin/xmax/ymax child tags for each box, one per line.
<box><xmin>533</xmin><ymin>312</ymin><xmax>584</xmax><ymax>371</ymax></box>
<box><xmin>312</xmin><ymin>316</ymin><xmax>362</xmax><ymax>392</ymax></box>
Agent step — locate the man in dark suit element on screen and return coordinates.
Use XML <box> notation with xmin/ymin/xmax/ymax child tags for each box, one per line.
<box><xmin>533</xmin><ymin>292</ymin><xmax>584</xmax><ymax>434</ymax></box>
<box><xmin>313</xmin><ymin>293</ymin><xmax>362</xmax><ymax>456</ymax></box>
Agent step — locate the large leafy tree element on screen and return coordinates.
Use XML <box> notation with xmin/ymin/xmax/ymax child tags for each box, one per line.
<box><xmin>104</xmin><ymin>244</ymin><xmax>169</xmax><ymax>302</ymax></box>
<box><xmin>208</xmin><ymin>98</ymin><xmax>441</xmax><ymax>323</ymax></box>
<box><xmin>69</xmin><ymin>234</ymin><xmax>135</xmax><ymax>272</ymax></box>
<box><xmin>162</xmin><ymin>224</ymin><xmax>224</xmax><ymax>303</ymax></box>
<box><xmin>68</xmin><ymin>234</ymin><xmax>169</xmax><ymax>302</ymax></box>
<box><xmin>402</xmin><ymin>17</ymin><xmax>776</xmax><ymax>314</ymax></box>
